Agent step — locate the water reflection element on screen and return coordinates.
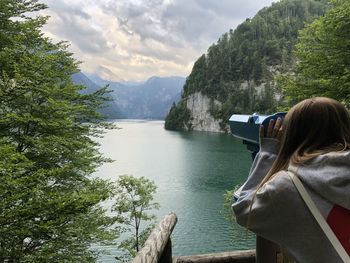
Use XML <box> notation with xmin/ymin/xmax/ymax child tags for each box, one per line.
<box><xmin>95</xmin><ymin>120</ymin><xmax>255</xmax><ymax>260</ymax></box>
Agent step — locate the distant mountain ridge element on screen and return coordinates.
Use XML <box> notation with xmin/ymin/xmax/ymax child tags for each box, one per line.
<box><xmin>113</xmin><ymin>76</ymin><xmax>184</xmax><ymax>119</ymax></box>
<box><xmin>72</xmin><ymin>72</ymin><xmax>185</xmax><ymax>120</ymax></box>
<box><xmin>72</xmin><ymin>72</ymin><xmax>125</xmax><ymax>118</ymax></box>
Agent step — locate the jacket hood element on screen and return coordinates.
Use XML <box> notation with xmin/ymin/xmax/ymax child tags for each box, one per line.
<box><xmin>288</xmin><ymin>150</ymin><xmax>350</xmax><ymax>210</ymax></box>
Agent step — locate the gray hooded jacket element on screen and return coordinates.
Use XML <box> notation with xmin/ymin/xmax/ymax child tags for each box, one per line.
<box><xmin>232</xmin><ymin>138</ymin><xmax>350</xmax><ymax>263</ymax></box>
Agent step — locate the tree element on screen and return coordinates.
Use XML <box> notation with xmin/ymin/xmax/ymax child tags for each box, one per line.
<box><xmin>113</xmin><ymin>175</ymin><xmax>160</xmax><ymax>259</ymax></box>
<box><xmin>0</xmin><ymin>1</ymin><xmax>117</xmax><ymax>261</ymax></box>
<box><xmin>183</xmin><ymin>54</ymin><xmax>208</xmax><ymax>97</ymax></box>
<box><xmin>164</xmin><ymin>101</ymin><xmax>191</xmax><ymax>131</ymax></box>
<box><xmin>280</xmin><ymin>0</ymin><xmax>350</xmax><ymax>105</ymax></box>
<box><xmin>256</xmin><ymin>82</ymin><xmax>277</xmax><ymax>113</ymax></box>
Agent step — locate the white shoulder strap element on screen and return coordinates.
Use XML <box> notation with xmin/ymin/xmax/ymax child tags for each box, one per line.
<box><xmin>287</xmin><ymin>171</ymin><xmax>350</xmax><ymax>262</ymax></box>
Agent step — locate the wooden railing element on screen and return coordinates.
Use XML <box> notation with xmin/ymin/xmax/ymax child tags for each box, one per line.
<box><xmin>131</xmin><ymin>213</ymin><xmax>177</xmax><ymax>263</ymax></box>
<box><xmin>130</xmin><ymin>213</ymin><xmax>257</xmax><ymax>263</ymax></box>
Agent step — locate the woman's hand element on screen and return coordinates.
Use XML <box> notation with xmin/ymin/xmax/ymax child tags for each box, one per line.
<box><xmin>259</xmin><ymin>117</ymin><xmax>283</xmax><ymax>141</ymax></box>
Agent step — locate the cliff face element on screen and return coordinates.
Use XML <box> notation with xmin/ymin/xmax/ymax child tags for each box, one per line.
<box><xmin>184</xmin><ymin>80</ymin><xmax>269</xmax><ymax>133</ymax></box>
<box><xmin>185</xmin><ymin>92</ymin><xmax>226</xmax><ymax>133</ymax></box>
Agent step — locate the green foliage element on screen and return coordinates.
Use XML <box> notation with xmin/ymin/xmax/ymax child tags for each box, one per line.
<box><xmin>222</xmin><ymin>184</ymin><xmax>248</xmax><ymax>223</ymax></box>
<box><xmin>0</xmin><ymin>1</ymin><xmax>117</xmax><ymax>261</ymax></box>
<box><xmin>256</xmin><ymin>82</ymin><xmax>277</xmax><ymax>113</ymax></box>
<box><xmin>183</xmin><ymin>55</ymin><xmax>208</xmax><ymax>97</ymax></box>
<box><xmin>192</xmin><ymin>0</ymin><xmax>326</xmax><ymax>98</ymax></box>
<box><xmin>116</xmin><ymin>224</ymin><xmax>155</xmax><ymax>262</ymax></box>
<box><xmin>222</xmin><ymin>189</ymin><xmax>236</xmax><ymax>223</ymax></box>
<box><xmin>280</xmin><ymin>0</ymin><xmax>350</xmax><ymax>106</ymax></box>
<box><xmin>113</xmin><ymin>175</ymin><xmax>160</xmax><ymax>260</ymax></box>
<box><xmin>165</xmin><ymin>0</ymin><xmax>328</xmax><ymax>131</ymax></box>
<box><xmin>223</xmin><ymin>185</ymin><xmax>256</xmax><ymax>246</ymax></box>
<box><xmin>164</xmin><ymin>101</ymin><xmax>191</xmax><ymax>131</ymax></box>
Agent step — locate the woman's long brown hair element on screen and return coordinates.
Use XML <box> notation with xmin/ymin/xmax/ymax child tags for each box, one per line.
<box><xmin>260</xmin><ymin>97</ymin><xmax>350</xmax><ymax>187</ymax></box>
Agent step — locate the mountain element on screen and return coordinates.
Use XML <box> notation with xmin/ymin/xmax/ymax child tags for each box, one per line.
<box><xmin>110</xmin><ymin>76</ymin><xmax>185</xmax><ymax>119</ymax></box>
<box><xmin>73</xmin><ymin>72</ymin><xmax>185</xmax><ymax>120</ymax></box>
<box><xmin>85</xmin><ymin>73</ymin><xmax>144</xmax><ymax>87</ymax></box>
<box><xmin>72</xmin><ymin>71</ymin><xmax>103</xmax><ymax>94</ymax></box>
<box><xmin>72</xmin><ymin>72</ymin><xmax>125</xmax><ymax>118</ymax></box>
<box><xmin>164</xmin><ymin>0</ymin><xmax>328</xmax><ymax>132</ymax></box>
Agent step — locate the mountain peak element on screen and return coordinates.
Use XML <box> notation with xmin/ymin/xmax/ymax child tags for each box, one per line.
<box><xmin>73</xmin><ymin>72</ymin><xmax>185</xmax><ymax>120</ymax></box>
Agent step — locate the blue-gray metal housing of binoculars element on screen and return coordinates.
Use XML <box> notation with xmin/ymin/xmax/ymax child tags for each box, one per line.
<box><xmin>229</xmin><ymin>112</ymin><xmax>287</xmax><ymax>156</ymax></box>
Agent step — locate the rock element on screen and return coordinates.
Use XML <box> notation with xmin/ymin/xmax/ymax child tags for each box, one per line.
<box><xmin>185</xmin><ymin>92</ymin><xmax>226</xmax><ymax>133</ymax></box>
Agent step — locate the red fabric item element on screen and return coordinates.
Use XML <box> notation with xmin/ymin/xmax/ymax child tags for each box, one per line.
<box><xmin>327</xmin><ymin>205</ymin><xmax>350</xmax><ymax>256</ymax></box>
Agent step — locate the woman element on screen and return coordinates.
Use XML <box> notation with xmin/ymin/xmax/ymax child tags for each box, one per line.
<box><xmin>232</xmin><ymin>97</ymin><xmax>350</xmax><ymax>263</ymax></box>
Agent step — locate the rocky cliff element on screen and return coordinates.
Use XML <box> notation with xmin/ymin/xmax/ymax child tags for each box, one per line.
<box><xmin>185</xmin><ymin>92</ymin><xmax>226</xmax><ymax>132</ymax></box>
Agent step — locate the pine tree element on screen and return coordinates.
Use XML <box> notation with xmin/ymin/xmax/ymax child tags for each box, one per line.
<box><xmin>0</xmin><ymin>1</ymin><xmax>117</xmax><ymax>261</ymax></box>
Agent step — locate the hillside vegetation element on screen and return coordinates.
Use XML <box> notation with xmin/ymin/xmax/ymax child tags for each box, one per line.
<box><xmin>280</xmin><ymin>0</ymin><xmax>350</xmax><ymax>105</ymax></box>
<box><xmin>165</xmin><ymin>0</ymin><xmax>328</xmax><ymax>131</ymax></box>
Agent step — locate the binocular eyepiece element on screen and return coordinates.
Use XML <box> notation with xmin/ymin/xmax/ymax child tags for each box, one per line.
<box><xmin>229</xmin><ymin>112</ymin><xmax>286</xmax><ymax>155</ymax></box>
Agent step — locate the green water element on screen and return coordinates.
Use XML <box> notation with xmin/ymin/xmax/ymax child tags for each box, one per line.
<box><xmin>95</xmin><ymin>120</ymin><xmax>255</xmax><ymax>261</ymax></box>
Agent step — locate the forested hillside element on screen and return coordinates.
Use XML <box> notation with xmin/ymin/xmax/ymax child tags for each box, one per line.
<box><xmin>165</xmin><ymin>0</ymin><xmax>328</xmax><ymax>132</ymax></box>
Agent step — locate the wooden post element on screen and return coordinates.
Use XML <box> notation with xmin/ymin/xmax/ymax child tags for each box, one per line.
<box><xmin>131</xmin><ymin>212</ymin><xmax>177</xmax><ymax>263</ymax></box>
<box><xmin>256</xmin><ymin>236</ymin><xmax>280</xmax><ymax>263</ymax></box>
<box><xmin>159</xmin><ymin>238</ymin><xmax>172</xmax><ymax>263</ymax></box>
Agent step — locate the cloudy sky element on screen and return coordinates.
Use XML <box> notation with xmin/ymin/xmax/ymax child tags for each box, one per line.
<box><xmin>40</xmin><ymin>0</ymin><xmax>276</xmax><ymax>82</ymax></box>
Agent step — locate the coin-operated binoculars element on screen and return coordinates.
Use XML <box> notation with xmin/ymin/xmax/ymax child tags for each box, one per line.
<box><xmin>229</xmin><ymin>112</ymin><xmax>286</xmax><ymax>158</ymax></box>
<box><xmin>229</xmin><ymin>112</ymin><xmax>286</xmax><ymax>263</ymax></box>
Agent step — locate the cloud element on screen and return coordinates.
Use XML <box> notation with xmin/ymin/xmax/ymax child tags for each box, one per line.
<box><xmin>42</xmin><ymin>0</ymin><xmax>112</xmax><ymax>54</ymax></box>
<box><xmin>40</xmin><ymin>0</ymin><xmax>275</xmax><ymax>81</ymax></box>
<box><xmin>96</xmin><ymin>65</ymin><xmax>119</xmax><ymax>81</ymax></box>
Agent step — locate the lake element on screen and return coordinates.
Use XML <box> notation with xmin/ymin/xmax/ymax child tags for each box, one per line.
<box><xmin>94</xmin><ymin>120</ymin><xmax>255</xmax><ymax>261</ymax></box>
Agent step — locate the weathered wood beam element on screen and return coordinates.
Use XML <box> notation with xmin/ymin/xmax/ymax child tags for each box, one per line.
<box><xmin>131</xmin><ymin>212</ymin><xmax>177</xmax><ymax>263</ymax></box>
<box><xmin>174</xmin><ymin>250</ymin><xmax>256</xmax><ymax>263</ymax></box>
